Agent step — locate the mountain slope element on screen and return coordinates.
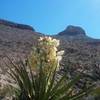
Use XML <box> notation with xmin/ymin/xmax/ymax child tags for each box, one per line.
<box><xmin>0</xmin><ymin>19</ymin><xmax>100</xmax><ymax>99</ymax></box>
<box><xmin>0</xmin><ymin>19</ymin><xmax>100</xmax><ymax>82</ymax></box>
<box><xmin>0</xmin><ymin>19</ymin><xmax>43</xmax><ymax>64</ymax></box>
<box><xmin>52</xmin><ymin>26</ymin><xmax>100</xmax><ymax>87</ymax></box>
<box><xmin>0</xmin><ymin>19</ymin><xmax>100</xmax><ymax>69</ymax></box>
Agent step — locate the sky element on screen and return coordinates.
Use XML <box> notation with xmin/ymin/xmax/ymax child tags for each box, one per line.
<box><xmin>0</xmin><ymin>0</ymin><xmax>100</xmax><ymax>38</ymax></box>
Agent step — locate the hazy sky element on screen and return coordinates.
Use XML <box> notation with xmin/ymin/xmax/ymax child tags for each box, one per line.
<box><xmin>0</xmin><ymin>0</ymin><xmax>100</xmax><ymax>38</ymax></box>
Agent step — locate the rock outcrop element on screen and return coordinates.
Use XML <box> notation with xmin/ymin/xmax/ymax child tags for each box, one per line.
<box><xmin>0</xmin><ymin>19</ymin><xmax>35</xmax><ymax>31</ymax></box>
<box><xmin>58</xmin><ymin>25</ymin><xmax>86</xmax><ymax>36</ymax></box>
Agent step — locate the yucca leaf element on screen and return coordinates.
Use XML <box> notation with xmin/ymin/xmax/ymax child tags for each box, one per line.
<box><xmin>6</xmin><ymin>57</ymin><xmax>34</xmax><ymax>98</ymax></box>
<box><xmin>48</xmin><ymin>74</ymin><xmax>67</xmax><ymax>99</ymax></box>
<box><xmin>19</xmin><ymin>60</ymin><xmax>34</xmax><ymax>98</ymax></box>
<box><xmin>92</xmin><ymin>87</ymin><xmax>100</xmax><ymax>96</ymax></box>
<box><xmin>50</xmin><ymin>74</ymin><xmax>81</xmax><ymax>99</ymax></box>
<box><xmin>69</xmin><ymin>85</ymin><xmax>94</xmax><ymax>100</ymax></box>
<box><xmin>43</xmin><ymin>65</ymin><xmax>58</xmax><ymax>100</ymax></box>
<box><xmin>5</xmin><ymin>62</ymin><xmax>24</xmax><ymax>91</ymax></box>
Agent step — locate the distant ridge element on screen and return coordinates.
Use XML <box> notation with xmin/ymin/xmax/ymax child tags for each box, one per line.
<box><xmin>0</xmin><ymin>19</ymin><xmax>35</xmax><ymax>31</ymax></box>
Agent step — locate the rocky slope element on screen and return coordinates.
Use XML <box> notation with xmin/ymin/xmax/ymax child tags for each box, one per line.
<box><xmin>0</xmin><ymin>19</ymin><xmax>43</xmax><ymax>99</ymax></box>
<box><xmin>0</xmin><ymin>19</ymin><xmax>43</xmax><ymax>61</ymax></box>
<box><xmin>55</xmin><ymin>26</ymin><xmax>100</xmax><ymax>81</ymax></box>
<box><xmin>56</xmin><ymin>25</ymin><xmax>100</xmax><ymax>66</ymax></box>
<box><xmin>0</xmin><ymin>19</ymin><xmax>100</xmax><ymax>76</ymax></box>
<box><xmin>0</xmin><ymin>19</ymin><xmax>100</xmax><ymax>73</ymax></box>
<box><xmin>0</xmin><ymin>19</ymin><xmax>100</xmax><ymax>99</ymax></box>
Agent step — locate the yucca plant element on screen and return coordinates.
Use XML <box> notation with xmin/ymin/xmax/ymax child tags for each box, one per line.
<box><xmin>6</xmin><ymin>36</ymin><xmax>94</xmax><ymax>100</ymax></box>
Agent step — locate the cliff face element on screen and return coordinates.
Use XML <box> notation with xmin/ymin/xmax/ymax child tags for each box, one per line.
<box><xmin>0</xmin><ymin>19</ymin><xmax>35</xmax><ymax>31</ymax></box>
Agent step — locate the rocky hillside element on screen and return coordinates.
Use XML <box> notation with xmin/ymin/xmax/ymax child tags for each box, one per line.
<box><xmin>0</xmin><ymin>19</ymin><xmax>100</xmax><ymax>66</ymax></box>
<box><xmin>54</xmin><ymin>26</ymin><xmax>100</xmax><ymax>80</ymax></box>
<box><xmin>0</xmin><ymin>20</ymin><xmax>43</xmax><ymax>98</ymax></box>
<box><xmin>56</xmin><ymin>25</ymin><xmax>100</xmax><ymax>66</ymax></box>
<box><xmin>0</xmin><ymin>19</ymin><xmax>100</xmax><ymax>99</ymax></box>
<box><xmin>0</xmin><ymin>19</ymin><xmax>43</xmax><ymax>64</ymax></box>
<box><xmin>0</xmin><ymin>19</ymin><xmax>100</xmax><ymax>72</ymax></box>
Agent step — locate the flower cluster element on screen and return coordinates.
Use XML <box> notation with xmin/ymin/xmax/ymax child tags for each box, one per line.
<box><xmin>29</xmin><ymin>36</ymin><xmax>63</xmax><ymax>74</ymax></box>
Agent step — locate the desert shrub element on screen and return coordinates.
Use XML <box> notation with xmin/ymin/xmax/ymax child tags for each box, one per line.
<box><xmin>6</xmin><ymin>36</ymin><xmax>95</xmax><ymax>100</ymax></box>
